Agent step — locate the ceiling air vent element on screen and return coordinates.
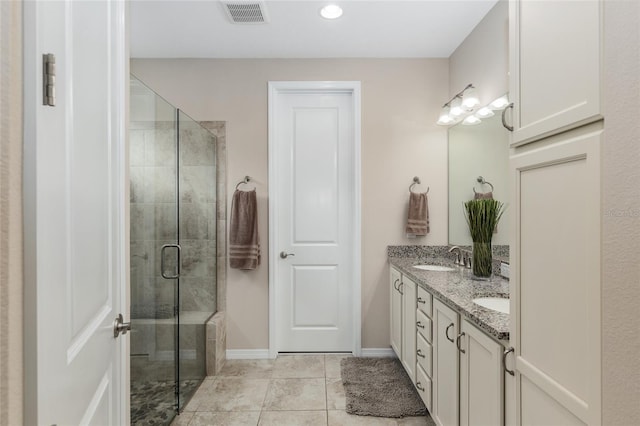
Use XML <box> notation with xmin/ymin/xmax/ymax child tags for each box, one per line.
<box><xmin>221</xmin><ymin>1</ymin><xmax>269</xmax><ymax>24</ymax></box>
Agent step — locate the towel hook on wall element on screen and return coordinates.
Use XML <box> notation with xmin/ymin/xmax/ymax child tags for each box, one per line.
<box><xmin>236</xmin><ymin>175</ymin><xmax>253</xmax><ymax>190</ymax></box>
<box><xmin>409</xmin><ymin>176</ymin><xmax>429</xmax><ymax>194</ymax></box>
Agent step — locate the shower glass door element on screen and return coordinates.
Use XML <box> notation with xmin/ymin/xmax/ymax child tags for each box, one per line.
<box><xmin>130</xmin><ymin>76</ymin><xmax>179</xmax><ymax>425</ymax></box>
<box><xmin>176</xmin><ymin>110</ymin><xmax>217</xmax><ymax>410</ymax></box>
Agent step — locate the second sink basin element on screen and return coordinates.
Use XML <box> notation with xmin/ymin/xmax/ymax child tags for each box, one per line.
<box><xmin>473</xmin><ymin>297</ymin><xmax>509</xmax><ymax>314</ymax></box>
<box><xmin>412</xmin><ymin>264</ymin><xmax>456</xmax><ymax>272</ymax></box>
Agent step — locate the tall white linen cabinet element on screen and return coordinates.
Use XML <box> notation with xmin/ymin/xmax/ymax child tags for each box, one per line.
<box><xmin>507</xmin><ymin>1</ymin><xmax>603</xmax><ymax>425</ymax></box>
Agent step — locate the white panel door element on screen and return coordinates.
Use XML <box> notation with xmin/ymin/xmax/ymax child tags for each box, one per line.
<box><xmin>23</xmin><ymin>0</ymin><xmax>127</xmax><ymax>424</ymax></box>
<box><xmin>510</xmin><ymin>127</ymin><xmax>601</xmax><ymax>425</ymax></box>
<box><xmin>271</xmin><ymin>84</ymin><xmax>357</xmax><ymax>352</ymax></box>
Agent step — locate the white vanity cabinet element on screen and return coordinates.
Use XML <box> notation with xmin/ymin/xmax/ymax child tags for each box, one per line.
<box><xmin>401</xmin><ymin>276</ymin><xmax>417</xmax><ymax>382</ymax></box>
<box><xmin>415</xmin><ymin>286</ymin><xmax>433</xmax><ymax>411</ymax></box>
<box><xmin>459</xmin><ymin>319</ymin><xmax>503</xmax><ymax>426</ymax></box>
<box><xmin>508</xmin><ymin>0</ymin><xmax>602</xmax><ymax>146</ymax></box>
<box><xmin>432</xmin><ymin>299</ymin><xmax>460</xmax><ymax>426</ymax></box>
<box><xmin>390</xmin><ymin>267</ymin><xmax>403</xmax><ymax>358</ymax></box>
<box><xmin>389</xmin><ymin>267</ymin><xmax>417</xmax><ymax>383</ymax></box>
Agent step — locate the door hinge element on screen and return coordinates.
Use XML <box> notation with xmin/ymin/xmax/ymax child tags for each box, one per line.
<box><xmin>43</xmin><ymin>53</ymin><xmax>56</xmax><ymax>106</ymax></box>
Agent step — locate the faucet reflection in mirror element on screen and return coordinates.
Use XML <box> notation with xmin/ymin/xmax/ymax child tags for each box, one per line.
<box><xmin>437</xmin><ymin>85</ymin><xmax>510</xmax><ymax>127</ymax></box>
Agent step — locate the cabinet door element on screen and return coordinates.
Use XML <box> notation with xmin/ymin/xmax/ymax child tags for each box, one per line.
<box><xmin>433</xmin><ymin>299</ymin><xmax>459</xmax><ymax>426</ymax></box>
<box><xmin>510</xmin><ymin>127</ymin><xmax>601</xmax><ymax>425</ymax></box>
<box><xmin>509</xmin><ymin>0</ymin><xmax>602</xmax><ymax>146</ymax></box>
<box><xmin>460</xmin><ymin>320</ymin><xmax>503</xmax><ymax>426</ymax></box>
<box><xmin>390</xmin><ymin>267</ymin><xmax>402</xmax><ymax>358</ymax></box>
<box><xmin>401</xmin><ymin>276</ymin><xmax>417</xmax><ymax>383</ymax></box>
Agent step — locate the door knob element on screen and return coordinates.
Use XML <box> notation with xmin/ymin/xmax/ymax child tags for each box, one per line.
<box><xmin>280</xmin><ymin>251</ymin><xmax>295</xmax><ymax>259</ymax></box>
<box><xmin>113</xmin><ymin>313</ymin><xmax>131</xmax><ymax>338</ymax></box>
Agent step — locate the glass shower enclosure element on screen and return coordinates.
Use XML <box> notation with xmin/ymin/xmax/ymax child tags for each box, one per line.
<box><xmin>129</xmin><ymin>76</ymin><xmax>217</xmax><ymax>425</ymax></box>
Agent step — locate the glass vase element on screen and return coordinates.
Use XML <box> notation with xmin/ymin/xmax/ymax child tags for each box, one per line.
<box><xmin>472</xmin><ymin>241</ymin><xmax>493</xmax><ymax>278</ymax></box>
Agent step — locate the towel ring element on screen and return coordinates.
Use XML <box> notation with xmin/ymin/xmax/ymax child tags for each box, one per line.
<box><xmin>409</xmin><ymin>176</ymin><xmax>429</xmax><ymax>194</ymax></box>
<box><xmin>473</xmin><ymin>176</ymin><xmax>494</xmax><ymax>194</ymax></box>
<box><xmin>235</xmin><ymin>175</ymin><xmax>254</xmax><ymax>190</ymax></box>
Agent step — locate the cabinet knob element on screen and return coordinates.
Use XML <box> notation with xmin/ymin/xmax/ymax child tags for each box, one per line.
<box><xmin>416</xmin><ymin>321</ymin><xmax>425</xmax><ymax>329</ymax></box>
<box><xmin>417</xmin><ymin>297</ymin><xmax>426</xmax><ymax>304</ymax></box>
<box><xmin>416</xmin><ymin>381</ymin><xmax>425</xmax><ymax>392</ymax></box>
<box><xmin>417</xmin><ymin>349</ymin><xmax>426</xmax><ymax>359</ymax></box>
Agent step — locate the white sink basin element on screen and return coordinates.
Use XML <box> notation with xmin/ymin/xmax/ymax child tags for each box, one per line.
<box><xmin>412</xmin><ymin>264</ymin><xmax>456</xmax><ymax>272</ymax></box>
<box><xmin>473</xmin><ymin>297</ymin><xmax>510</xmax><ymax>314</ymax></box>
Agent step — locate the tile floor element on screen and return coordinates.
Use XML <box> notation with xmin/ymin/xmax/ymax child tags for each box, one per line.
<box><xmin>171</xmin><ymin>354</ymin><xmax>431</xmax><ymax>426</ymax></box>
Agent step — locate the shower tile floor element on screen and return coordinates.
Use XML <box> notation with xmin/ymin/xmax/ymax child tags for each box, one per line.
<box><xmin>169</xmin><ymin>354</ymin><xmax>430</xmax><ymax>426</ymax></box>
<box><xmin>131</xmin><ymin>379</ymin><xmax>200</xmax><ymax>426</ymax></box>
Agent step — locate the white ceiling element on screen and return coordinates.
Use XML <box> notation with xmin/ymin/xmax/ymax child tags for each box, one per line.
<box><xmin>130</xmin><ymin>0</ymin><xmax>499</xmax><ymax>58</ymax></box>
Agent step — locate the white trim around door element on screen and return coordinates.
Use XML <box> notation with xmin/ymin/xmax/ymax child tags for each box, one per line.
<box><xmin>268</xmin><ymin>81</ymin><xmax>362</xmax><ymax>359</ymax></box>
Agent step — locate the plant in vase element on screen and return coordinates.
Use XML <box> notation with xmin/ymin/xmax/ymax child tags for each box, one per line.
<box><xmin>464</xmin><ymin>199</ymin><xmax>505</xmax><ymax>278</ymax></box>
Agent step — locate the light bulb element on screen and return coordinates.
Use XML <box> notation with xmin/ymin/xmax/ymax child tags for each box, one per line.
<box><xmin>462</xmin><ymin>87</ymin><xmax>480</xmax><ymax>109</ymax></box>
<box><xmin>320</xmin><ymin>4</ymin><xmax>343</xmax><ymax>19</ymax></box>
<box><xmin>463</xmin><ymin>115</ymin><xmax>481</xmax><ymax>126</ymax></box>
<box><xmin>437</xmin><ymin>106</ymin><xmax>454</xmax><ymax>125</ymax></box>
<box><xmin>475</xmin><ymin>107</ymin><xmax>495</xmax><ymax>118</ymax></box>
<box><xmin>450</xmin><ymin>98</ymin><xmax>464</xmax><ymax>117</ymax></box>
<box><xmin>489</xmin><ymin>95</ymin><xmax>510</xmax><ymax>110</ymax></box>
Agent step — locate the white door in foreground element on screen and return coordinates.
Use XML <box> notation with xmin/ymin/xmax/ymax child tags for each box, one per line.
<box><xmin>23</xmin><ymin>0</ymin><xmax>128</xmax><ymax>424</ymax></box>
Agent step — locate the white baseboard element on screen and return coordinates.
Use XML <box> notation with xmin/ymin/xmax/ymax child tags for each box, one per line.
<box><xmin>226</xmin><ymin>349</ymin><xmax>271</xmax><ymax>360</ymax></box>
<box><xmin>360</xmin><ymin>348</ymin><xmax>397</xmax><ymax>357</ymax></box>
<box><xmin>226</xmin><ymin>348</ymin><xmax>396</xmax><ymax>359</ymax></box>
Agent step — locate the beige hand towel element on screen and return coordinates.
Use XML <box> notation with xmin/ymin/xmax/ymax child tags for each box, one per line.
<box><xmin>406</xmin><ymin>192</ymin><xmax>430</xmax><ymax>236</ymax></box>
<box><xmin>473</xmin><ymin>190</ymin><xmax>494</xmax><ymax>200</ymax></box>
<box><xmin>229</xmin><ymin>189</ymin><xmax>261</xmax><ymax>270</ymax></box>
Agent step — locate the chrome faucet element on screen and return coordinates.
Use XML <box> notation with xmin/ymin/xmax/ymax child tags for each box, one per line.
<box><xmin>448</xmin><ymin>246</ymin><xmax>463</xmax><ymax>265</ymax></box>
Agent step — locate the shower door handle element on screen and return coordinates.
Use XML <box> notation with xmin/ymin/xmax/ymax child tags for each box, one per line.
<box><xmin>161</xmin><ymin>244</ymin><xmax>181</xmax><ymax>279</ymax></box>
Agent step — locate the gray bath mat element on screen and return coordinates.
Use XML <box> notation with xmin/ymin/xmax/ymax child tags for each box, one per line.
<box><xmin>341</xmin><ymin>357</ymin><xmax>433</xmax><ymax>420</ymax></box>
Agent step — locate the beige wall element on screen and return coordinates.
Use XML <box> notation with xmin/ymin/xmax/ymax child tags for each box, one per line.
<box><xmin>449</xmin><ymin>0</ymin><xmax>508</xmax><ymax>105</ymax></box>
<box><xmin>602</xmin><ymin>1</ymin><xmax>640</xmax><ymax>423</ymax></box>
<box><xmin>131</xmin><ymin>58</ymin><xmax>449</xmax><ymax>349</ymax></box>
<box><xmin>0</xmin><ymin>0</ymin><xmax>23</xmax><ymax>424</ymax></box>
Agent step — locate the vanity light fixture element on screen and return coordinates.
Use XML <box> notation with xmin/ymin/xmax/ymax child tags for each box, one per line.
<box><xmin>462</xmin><ymin>115</ymin><xmax>482</xmax><ymax>126</ymax></box>
<box><xmin>489</xmin><ymin>94</ymin><xmax>510</xmax><ymax>110</ymax></box>
<box><xmin>320</xmin><ymin>4</ymin><xmax>343</xmax><ymax>19</ymax></box>
<box><xmin>436</xmin><ymin>83</ymin><xmax>475</xmax><ymax>126</ymax></box>
<box><xmin>449</xmin><ymin>97</ymin><xmax>464</xmax><ymax>117</ymax></box>
<box><xmin>437</xmin><ymin>106</ymin><xmax>456</xmax><ymax>125</ymax></box>
<box><xmin>462</xmin><ymin>86</ymin><xmax>480</xmax><ymax>109</ymax></box>
<box><xmin>475</xmin><ymin>106</ymin><xmax>495</xmax><ymax>118</ymax></box>
<box><xmin>436</xmin><ymin>87</ymin><xmax>511</xmax><ymax>127</ymax></box>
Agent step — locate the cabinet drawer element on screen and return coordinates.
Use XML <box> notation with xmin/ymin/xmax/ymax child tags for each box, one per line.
<box><xmin>416</xmin><ymin>332</ymin><xmax>432</xmax><ymax>378</ymax></box>
<box><xmin>417</xmin><ymin>286</ymin><xmax>432</xmax><ymax>317</ymax></box>
<box><xmin>416</xmin><ymin>364</ymin><xmax>432</xmax><ymax>412</ymax></box>
<box><xmin>416</xmin><ymin>309</ymin><xmax>432</xmax><ymax>343</ymax></box>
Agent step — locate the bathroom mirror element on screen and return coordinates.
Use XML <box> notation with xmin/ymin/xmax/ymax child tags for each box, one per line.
<box><xmin>448</xmin><ymin>107</ymin><xmax>510</xmax><ymax>258</ymax></box>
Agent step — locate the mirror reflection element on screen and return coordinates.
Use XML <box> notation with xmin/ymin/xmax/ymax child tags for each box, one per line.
<box><xmin>448</xmin><ymin>107</ymin><xmax>510</xmax><ymax>257</ymax></box>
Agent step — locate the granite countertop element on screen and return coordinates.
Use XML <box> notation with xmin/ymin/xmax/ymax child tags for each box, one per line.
<box><xmin>388</xmin><ymin>256</ymin><xmax>510</xmax><ymax>343</ymax></box>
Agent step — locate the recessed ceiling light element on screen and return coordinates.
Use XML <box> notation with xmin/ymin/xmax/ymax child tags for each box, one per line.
<box><xmin>320</xmin><ymin>4</ymin><xmax>343</xmax><ymax>20</ymax></box>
